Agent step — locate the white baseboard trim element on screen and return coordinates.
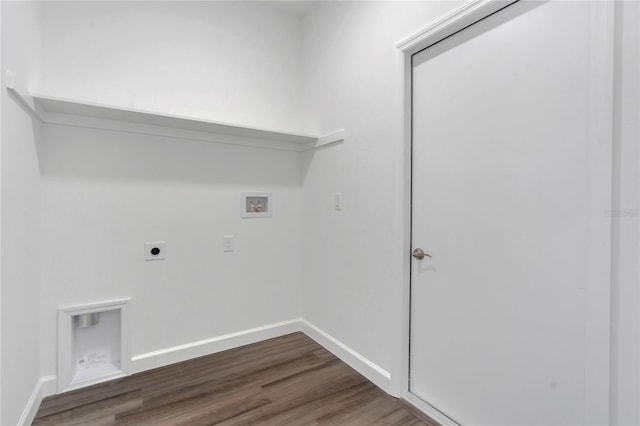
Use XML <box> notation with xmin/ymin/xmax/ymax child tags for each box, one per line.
<box><xmin>402</xmin><ymin>392</ymin><xmax>460</xmax><ymax>426</ymax></box>
<box><xmin>299</xmin><ymin>319</ymin><xmax>392</xmax><ymax>393</ymax></box>
<box><xmin>130</xmin><ymin>318</ymin><xmax>393</xmax><ymax>394</ymax></box>
<box><xmin>28</xmin><ymin>317</ymin><xmax>393</xmax><ymax>419</ymax></box>
<box><xmin>130</xmin><ymin>318</ymin><xmax>303</xmax><ymax>373</ymax></box>
<box><xmin>17</xmin><ymin>375</ymin><xmax>57</xmax><ymax>426</ymax></box>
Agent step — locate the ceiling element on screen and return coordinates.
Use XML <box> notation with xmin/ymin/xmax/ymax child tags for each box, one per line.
<box><xmin>266</xmin><ymin>1</ymin><xmax>316</xmax><ymax>18</ymax></box>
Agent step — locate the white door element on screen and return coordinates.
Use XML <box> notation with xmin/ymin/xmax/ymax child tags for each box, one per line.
<box><xmin>410</xmin><ymin>2</ymin><xmax>612</xmax><ymax>425</ymax></box>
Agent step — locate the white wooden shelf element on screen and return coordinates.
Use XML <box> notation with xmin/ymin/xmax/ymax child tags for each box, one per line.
<box><xmin>6</xmin><ymin>71</ymin><xmax>344</xmax><ymax>152</ymax></box>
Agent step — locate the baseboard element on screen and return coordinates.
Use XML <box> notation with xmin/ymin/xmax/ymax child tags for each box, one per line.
<box><xmin>402</xmin><ymin>392</ymin><xmax>460</xmax><ymax>426</ymax></box>
<box><xmin>130</xmin><ymin>318</ymin><xmax>303</xmax><ymax>373</ymax></box>
<box><xmin>299</xmin><ymin>319</ymin><xmax>392</xmax><ymax>393</ymax></box>
<box><xmin>29</xmin><ymin>317</ymin><xmax>393</xmax><ymax>417</ymax></box>
<box><xmin>130</xmin><ymin>318</ymin><xmax>393</xmax><ymax>394</ymax></box>
<box><xmin>17</xmin><ymin>375</ymin><xmax>56</xmax><ymax>426</ymax></box>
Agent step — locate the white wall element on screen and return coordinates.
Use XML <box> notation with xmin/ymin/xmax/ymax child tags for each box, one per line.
<box><xmin>611</xmin><ymin>2</ymin><xmax>639</xmax><ymax>425</ymax></box>
<box><xmin>301</xmin><ymin>4</ymin><xmax>640</xmax><ymax>424</ymax></box>
<box><xmin>301</xmin><ymin>1</ymin><xmax>465</xmax><ymax>395</ymax></box>
<box><xmin>37</xmin><ymin>1</ymin><xmax>304</xmax><ymax>387</ymax></box>
<box><xmin>0</xmin><ymin>2</ymin><xmax>43</xmax><ymax>424</ymax></box>
<box><xmin>39</xmin><ymin>125</ymin><xmax>303</xmax><ymax>376</ymax></box>
<box><xmin>38</xmin><ymin>1</ymin><xmax>304</xmax><ymax>132</ymax></box>
<box><xmin>2</xmin><ymin>1</ymin><xmax>638</xmax><ymax>424</ymax></box>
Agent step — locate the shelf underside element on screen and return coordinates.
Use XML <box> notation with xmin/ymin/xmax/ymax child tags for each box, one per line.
<box><xmin>34</xmin><ymin>96</ymin><xmax>319</xmax><ymax>144</ymax></box>
<box><xmin>6</xmin><ymin>78</ymin><xmax>345</xmax><ymax>151</ymax></box>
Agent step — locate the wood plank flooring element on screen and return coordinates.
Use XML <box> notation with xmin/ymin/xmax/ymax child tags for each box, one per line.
<box><xmin>33</xmin><ymin>332</ymin><xmax>435</xmax><ymax>426</ymax></box>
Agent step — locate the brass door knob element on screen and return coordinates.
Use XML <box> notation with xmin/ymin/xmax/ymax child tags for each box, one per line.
<box><xmin>412</xmin><ymin>248</ymin><xmax>431</xmax><ymax>259</ymax></box>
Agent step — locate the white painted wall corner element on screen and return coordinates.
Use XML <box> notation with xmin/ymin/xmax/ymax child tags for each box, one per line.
<box><xmin>25</xmin><ymin>318</ymin><xmax>392</xmax><ymax>419</ymax></box>
<box><xmin>130</xmin><ymin>318</ymin><xmax>393</xmax><ymax>395</ymax></box>
<box><xmin>130</xmin><ymin>319</ymin><xmax>303</xmax><ymax>373</ymax></box>
<box><xmin>17</xmin><ymin>375</ymin><xmax>56</xmax><ymax>426</ymax></box>
<box><xmin>299</xmin><ymin>319</ymin><xmax>393</xmax><ymax>395</ymax></box>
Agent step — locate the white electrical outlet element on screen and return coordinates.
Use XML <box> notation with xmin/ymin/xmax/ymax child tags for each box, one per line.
<box><xmin>334</xmin><ymin>193</ymin><xmax>342</xmax><ymax>210</ymax></box>
<box><xmin>223</xmin><ymin>235</ymin><xmax>234</xmax><ymax>252</ymax></box>
<box><xmin>144</xmin><ymin>241</ymin><xmax>166</xmax><ymax>261</ymax></box>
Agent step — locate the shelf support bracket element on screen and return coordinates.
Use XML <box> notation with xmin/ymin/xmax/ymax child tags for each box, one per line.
<box><xmin>303</xmin><ymin>129</ymin><xmax>346</xmax><ymax>152</ymax></box>
<box><xmin>5</xmin><ymin>70</ymin><xmax>45</xmax><ymax>122</ymax></box>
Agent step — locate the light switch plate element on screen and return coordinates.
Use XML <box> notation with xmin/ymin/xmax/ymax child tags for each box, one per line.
<box><xmin>223</xmin><ymin>235</ymin><xmax>234</xmax><ymax>252</ymax></box>
<box><xmin>144</xmin><ymin>241</ymin><xmax>166</xmax><ymax>261</ymax></box>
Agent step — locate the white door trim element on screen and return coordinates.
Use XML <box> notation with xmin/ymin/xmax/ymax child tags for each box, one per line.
<box><xmin>636</xmin><ymin>1</ymin><xmax>640</xmax><ymax>420</ymax></box>
<box><xmin>402</xmin><ymin>392</ymin><xmax>460</xmax><ymax>426</ymax></box>
<box><xmin>395</xmin><ymin>0</ymin><xmax>517</xmax><ymax>399</ymax></box>
<box><xmin>396</xmin><ymin>0</ymin><xmax>516</xmax><ymax>55</ymax></box>
<box><xmin>584</xmin><ymin>3</ymin><xmax>615</xmax><ymax>424</ymax></box>
<box><xmin>397</xmin><ymin>1</ymin><xmax>614</xmax><ymax>423</ymax></box>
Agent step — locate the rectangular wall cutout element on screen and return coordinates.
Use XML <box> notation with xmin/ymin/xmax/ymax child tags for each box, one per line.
<box><xmin>241</xmin><ymin>192</ymin><xmax>272</xmax><ymax>218</ymax></box>
<box><xmin>58</xmin><ymin>298</ymin><xmax>131</xmax><ymax>392</ymax></box>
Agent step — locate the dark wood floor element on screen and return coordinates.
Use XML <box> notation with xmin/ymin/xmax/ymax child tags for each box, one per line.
<box><xmin>33</xmin><ymin>332</ymin><xmax>433</xmax><ymax>425</ymax></box>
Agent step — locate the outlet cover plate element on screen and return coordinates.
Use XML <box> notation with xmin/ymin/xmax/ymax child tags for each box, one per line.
<box><xmin>144</xmin><ymin>241</ymin><xmax>166</xmax><ymax>261</ymax></box>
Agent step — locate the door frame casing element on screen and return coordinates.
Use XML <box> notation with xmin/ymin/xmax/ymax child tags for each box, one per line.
<box><xmin>396</xmin><ymin>1</ymin><xmax>614</xmax><ymax>424</ymax></box>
